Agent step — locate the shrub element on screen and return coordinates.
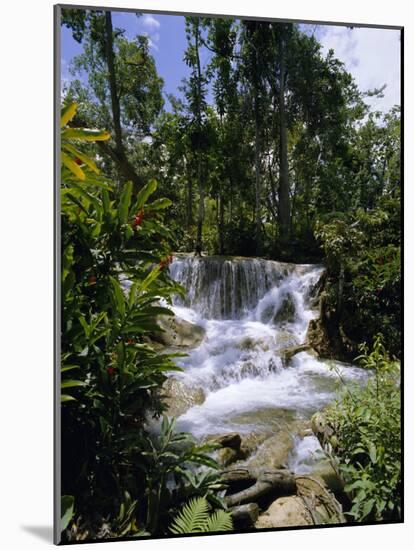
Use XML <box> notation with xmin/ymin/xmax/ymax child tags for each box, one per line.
<box><xmin>323</xmin><ymin>336</ymin><xmax>401</xmax><ymax>522</ymax></box>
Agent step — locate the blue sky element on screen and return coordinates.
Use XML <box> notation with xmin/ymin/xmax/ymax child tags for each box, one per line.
<box><xmin>61</xmin><ymin>10</ymin><xmax>401</xmax><ymax>113</ymax></box>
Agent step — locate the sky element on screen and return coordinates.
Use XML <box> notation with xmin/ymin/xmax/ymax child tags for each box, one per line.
<box><xmin>61</xmin><ymin>10</ymin><xmax>401</xmax><ymax>113</ymax></box>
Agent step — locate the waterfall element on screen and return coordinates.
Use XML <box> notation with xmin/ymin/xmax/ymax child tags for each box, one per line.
<box><xmin>169</xmin><ymin>254</ymin><xmax>322</xmax><ymax>321</ymax></box>
<box><xmin>167</xmin><ymin>254</ymin><xmax>368</xmax><ymax>453</ymax></box>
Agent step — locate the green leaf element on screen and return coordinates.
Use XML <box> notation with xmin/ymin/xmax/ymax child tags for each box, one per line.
<box><xmin>169</xmin><ymin>497</ymin><xmax>209</xmax><ymax>534</ymax></box>
<box><xmin>61</xmin><ymin>394</ymin><xmax>76</xmax><ymax>403</ymax></box>
<box><xmin>368</xmin><ymin>442</ymin><xmax>377</xmax><ymax>464</ymax></box>
<box><xmin>62</xmin><ymin>127</ymin><xmax>110</xmax><ymax>142</ymax></box>
<box><xmin>135</xmin><ymin>179</ymin><xmax>157</xmax><ymax>210</ymax></box>
<box><xmin>205</xmin><ymin>509</ymin><xmax>233</xmax><ymax>532</ymax></box>
<box><xmin>148</xmin><ymin>197</ymin><xmax>172</xmax><ymax>210</ymax></box>
<box><xmin>362</xmin><ymin>498</ymin><xmax>375</xmax><ymax>519</ymax></box>
<box><xmin>61</xmin><ymin>380</ymin><xmax>85</xmax><ymax>389</ymax></box>
<box><xmin>138</xmin><ymin>266</ymin><xmax>161</xmax><ymax>294</ymax></box>
<box><xmin>118</xmin><ymin>181</ymin><xmax>133</xmax><ymax>226</ymax></box>
<box><xmin>61</xmin><ymin>365</ymin><xmax>80</xmax><ymax>373</ymax></box>
<box><xmin>61</xmin><ymin>495</ymin><xmax>75</xmax><ymax>531</ymax></box>
<box><xmin>110</xmin><ymin>276</ymin><xmax>126</xmax><ymax>317</ymax></box>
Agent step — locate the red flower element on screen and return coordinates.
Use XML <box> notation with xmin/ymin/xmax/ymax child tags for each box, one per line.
<box><xmin>127</xmin><ymin>338</ymin><xmax>135</xmax><ymax>345</ymax></box>
<box><xmin>88</xmin><ymin>275</ymin><xmax>97</xmax><ymax>285</ymax></box>
<box><xmin>133</xmin><ymin>209</ymin><xmax>144</xmax><ymax>227</ymax></box>
<box><xmin>107</xmin><ymin>366</ymin><xmax>116</xmax><ymax>376</ymax></box>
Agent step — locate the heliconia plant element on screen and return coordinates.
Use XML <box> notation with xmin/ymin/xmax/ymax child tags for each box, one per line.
<box><xmin>60</xmin><ymin>103</ymin><xmax>228</xmax><ymax>541</ymax></box>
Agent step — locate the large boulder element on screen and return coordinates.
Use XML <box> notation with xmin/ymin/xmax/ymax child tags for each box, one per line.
<box><xmin>155</xmin><ymin>315</ymin><xmax>205</xmax><ymax>348</ymax></box>
<box><xmin>213</xmin><ymin>432</ymin><xmax>242</xmax><ymax>450</ymax></box>
<box><xmin>214</xmin><ymin>433</ymin><xmax>249</xmax><ymax>466</ymax></box>
<box><xmin>217</xmin><ymin>447</ymin><xmax>242</xmax><ymax>467</ymax></box>
<box><xmin>247</xmin><ymin>431</ymin><xmax>294</xmax><ymax>475</ymax></box>
<box><xmin>162</xmin><ymin>378</ymin><xmax>205</xmax><ymax>417</ymax></box>
<box><xmin>230</xmin><ymin>503</ymin><xmax>260</xmax><ymax>529</ymax></box>
<box><xmin>255</xmin><ymin>496</ymin><xmax>313</xmax><ymax>528</ymax></box>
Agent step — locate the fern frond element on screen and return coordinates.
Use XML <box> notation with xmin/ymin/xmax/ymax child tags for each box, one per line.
<box><xmin>169</xmin><ymin>497</ymin><xmax>209</xmax><ymax>534</ymax></box>
<box><xmin>205</xmin><ymin>509</ymin><xmax>233</xmax><ymax>532</ymax></box>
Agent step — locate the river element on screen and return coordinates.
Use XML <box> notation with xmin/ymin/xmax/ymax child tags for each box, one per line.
<box><xmin>167</xmin><ymin>254</ymin><xmax>368</xmax><ymax>474</ymax></box>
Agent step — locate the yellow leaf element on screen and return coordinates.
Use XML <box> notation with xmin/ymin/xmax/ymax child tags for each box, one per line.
<box><xmin>61</xmin><ymin>102</ymin><xmax>77</xmax><ymax>128</ymax></box>
<box><xmin>61</xmin><ymin>151</ymin><xmax>85</xmax><ymax>180</ymax></box>
<box><xmin>63</xmin><ymin>143</ymin><xmax>100</xmax><ymax>174</ymax></box>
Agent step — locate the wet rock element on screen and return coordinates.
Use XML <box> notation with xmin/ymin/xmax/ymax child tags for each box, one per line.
<box><xmin>214</xmin><ymin>432</ymin><xmax>242</xmax><ymax>450</ymax></box>
<box><xmin>155</xmin><ymin>315</ymin><xmax>205</xmax><ymax>348</ymax></box>
<box><xmin>275</xmin><ymin>331</ymin><xmax>299</xmax><ymax>350</ymax></box>
<box><xmin>218</xmin><ymin>447</ymin><xmax>240</xmax><ymax>467</ymax></box>
<box><xmin>230</xmin><ymin>503</ymin><xmax>260</xmax><ymax>529</ymax></box>
<box><xmin>248</xmin><ymin>431</ymin><xmax>294</xmax><ymax>475</ymax></box>
<box><xmin>221</xmin><ymin>469</ymin><xmax>257</xmax><ymax>494</ymax></box>
<box><xmin>237</xmin><ymin>336</ymin><xmax>270</xmax><ymax>352</ymax></box>
<box><xmin>255</xmin><ymin>496</ymin><xmax>313</xmax><ymax>528</ymax></box>
<box><xmin>280</xmin><ymin>344</ymin><xmax>314</xmax><ymax>366</ymax></box>
<box><xmin>273</xmin><ymin>294</ymin><xmax>296</xmax><ymax>324</ymax></box>
<box><xmin>162</xmin><ymin>378</ymin><xmax>205</xmax><ymax>417</ymax></box>
<box><xmin>311</xmin><ymin>412</ymin><xmax>334</xmax><ymax>445</ymax></box>
<box><xmin>217</xmin><ymin>445</ymin><xmax>249</xmax><ymax>467</ymax></box>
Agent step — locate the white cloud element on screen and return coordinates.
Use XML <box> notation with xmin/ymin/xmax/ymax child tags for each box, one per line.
<box><xmin>142</xmin><ymin>14</ymin><xmax>160</xmax><ymax>31</ymax></box>
<box><xmin>316</xmin><ymin>25</ymin><xmax>401</xmax><ymax>113</ymax></box>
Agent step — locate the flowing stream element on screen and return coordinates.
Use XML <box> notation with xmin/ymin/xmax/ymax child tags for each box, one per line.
<box><xmin>167</xmin><ymin>254</ymin><xmax>368</xmax><ymax>473</ymax></box>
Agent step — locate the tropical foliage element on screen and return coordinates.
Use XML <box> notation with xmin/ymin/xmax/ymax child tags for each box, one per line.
<box><xmin>60</xmin><ymin>103</ymin><xmax>228</xmax><ymax>541</ymax></box>
<box><xmin>59</xmin><ymin>7</ymin><xmax>402</xmax><ymax>538</ymax></box>
<box><xmin>323</xmin><ymin>337</ymin><xmax>401</xmax><ymax>522</ymax></box>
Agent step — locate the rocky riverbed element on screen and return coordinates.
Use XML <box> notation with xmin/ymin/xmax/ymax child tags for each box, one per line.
<box><xmin>156</xmin><ymin>255</ymin><xmax>369</xmax><ymax>528</ymax></box>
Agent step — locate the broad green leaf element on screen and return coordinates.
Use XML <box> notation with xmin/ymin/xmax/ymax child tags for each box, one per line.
<box><xmin>110</xmin><ymin>276</ymin><xmax>126</xmax><ymax>317</ymax></box>
<box><xmin>138</xmin><ymin>265</ymin><xmax>161</xmax><ymax>294</ymax></box>
<box><xmin>61</xmin><ymin>365</ymin><xmax>80</xmax><ymax>373</ymax></box>
<box><xmin>135</xmin><ymin>179</ymin><xmax>157</xmax><ymax>210</ymax></box>
<box><xmin>61</xmin><ymin>380</ymin><xmax>85</xmax><ymax>389</ymax></box>
<box><xmin>148</xmin><ymin>197</ymin><xmax>172</xmax><ymax>210</ymax></box>
<box><xmin>118</xmin><ymin>181</ymin><xmax>133</xmax><ymax>225</ymax></box>
<box><xmin>61</xmin><ymin>394</ymin><xmax>76</xmax><ymax>403</ymax></box>
<box><xmin>62</xmin><ymin>128</ymin><xmax>110</xmax><ymax>142</ymax></box>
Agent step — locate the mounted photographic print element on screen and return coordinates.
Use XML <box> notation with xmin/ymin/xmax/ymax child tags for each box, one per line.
<box><xmin>54</xmin><ymin>3</ymin><xmax>403</xmax><ymax>544</ymax></box>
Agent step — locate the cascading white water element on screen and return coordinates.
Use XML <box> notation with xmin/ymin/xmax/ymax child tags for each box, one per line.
<box><xmin>167</xmin><ymin>254</ymin><xmax>368</xmax><ymax>472</ymax></box>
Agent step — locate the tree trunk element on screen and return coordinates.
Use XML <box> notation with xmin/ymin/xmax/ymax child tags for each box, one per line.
<box><xmin>218</xmin><ymin>191</ymin><xmax>225</xmax><ymax>254</ymax></box>
<box><xmin>104</xmin><ymin>12</ymin><xmax>142</xmax><ymax>189</ymax></box>
<box><xmin>185</xmin><ymin>157</ymin><xmax>193</xmax><ymax>228</ymax></box>
<box><xmin>278</xmin><ymin>35</ymin><xmax>290</xmax><ymax>246</ymax></box>
<box><xmin>253</xmin><ymin>47</ymin><xmax>262</xmax><ymax>254</ymax></box>
<box><xmin>196</xmin><ymin>154</ymin><xmax>204</xmax><ymax>253</ymax></box>
<box><xmin>194</xmin><ymin>23</ymin><xmax>204</xmax><ymax>254</ymax></box>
